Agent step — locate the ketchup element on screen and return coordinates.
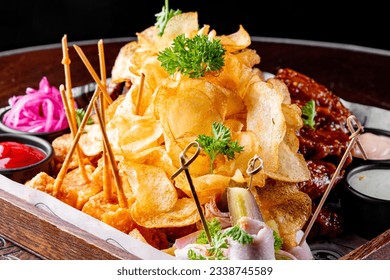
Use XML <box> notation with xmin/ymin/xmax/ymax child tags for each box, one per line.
<box><xmin>0</xmin><ymin>141</ymin><xmax>46</xmax><ymax>169</ymax></box>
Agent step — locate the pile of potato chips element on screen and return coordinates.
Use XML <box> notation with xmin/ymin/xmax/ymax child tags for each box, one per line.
<box><xmin>46</xmin><ymin>11</ymin><xmax>313</xmax><ymax>251</ymax></box>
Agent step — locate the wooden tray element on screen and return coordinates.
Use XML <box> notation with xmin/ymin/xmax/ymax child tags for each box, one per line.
<box><xmin>1</xmin><ymin>37</ymin><xmax>389</xmax><ymax>260</ymax></box>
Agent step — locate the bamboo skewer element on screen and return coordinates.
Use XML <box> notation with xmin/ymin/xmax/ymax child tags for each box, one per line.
<box><xmin>53</xmin><ymin>88</ymin><xmax>100</xmax><ymax>197</ymax></box>
<box><xmin>171</xmin><ymin>142</ymin><xmax>212</xmax><ymax>244</ymax></box>
<box><xmin>73</xmin><ymin>44</ymin><xmax>113</xmax><ymax>105</ymax></box>
<box><xmin>61</xmin><ymin>35</ymin><xmax>89</xmax><ymax>183</ymax></box>
<box><xmin>97</xmin><ymin>39</ymin><xmax>112</xmax><ymax>202</ymax></box>
<box><xmin>93</xmin><ymin>102</ymin><xmax>128</xmax><ymax>209</ymax></box>
<box><xmin>299</xmin><ymin>115</ymin><xmax>367</xmax><ymax>246</ymax></box>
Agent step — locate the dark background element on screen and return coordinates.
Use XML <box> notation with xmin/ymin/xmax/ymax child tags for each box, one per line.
<box><xmin>1</xmin><ymin>0</ymin><xmax>389</xmax><ymax>52</ymax></box>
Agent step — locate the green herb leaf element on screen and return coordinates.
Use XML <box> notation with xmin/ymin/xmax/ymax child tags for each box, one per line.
<box><xmin>189</xmin><ymin>218</ymin><xmax>254</xmax><ymax>260</ymax></box>
<box><xmin>196</xmin><ymin>122</ymin><xmax>244</xmax><ymax>173</ymax></box>
<box><xmin>224</xmin><ymin>224</ymin><xmax>254</xmax><ymax>245</ymax></box>
<box><xmin>273</xmin><ymin>230</ymin><xmax>283</xmax><ymax>252</ymax></box>
<box><xmin>157</xmin><ymin>34</ymin><xmax>226</xmax><ymax>78</ymax></box>
<box><xmin>75</xmin><ymin>108</ymin><xmax>94</xmax><ymax>128</ymax></box>
<box><xmin>301</xmin><ymin>99</ymin><xmax>316</xmax><ymax>130</ymax></box>
<box><xmin>196</xmin><ymin>218</ymin><xmax>222</xmax><ymax>244</ymax></box>
<box><xmin>155</xmin><ymin>0</ymin><xmax>182</xmax><ymax>36</ymax></box>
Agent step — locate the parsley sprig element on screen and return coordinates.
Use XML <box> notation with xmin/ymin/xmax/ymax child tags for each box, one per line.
<box><xmin>157</xmin><ymin>34</ymin><xmax>226</xmax><ymax>78</ymax></box>
<box><xmin>154</xmin><ymin>0</ymin><xmax>182</xmax><ymax>36</ymax></box>
<box><xmin>188</xmin><ymin>219</ymin><xmax>254</xmax><ymax>260</ymax></box>
<box><xmin>196</xmin><ymin>122</ymin><xmax>244</xmax><ymax>173</ymax></box>
<box><xmin>301</xmin><ymin>99</ymin><xmax>316</xmax><ymax>130</ymax></box>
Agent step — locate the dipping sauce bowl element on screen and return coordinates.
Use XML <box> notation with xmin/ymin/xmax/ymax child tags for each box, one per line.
<box><xmin>341</xmin><ymin>163</ymin><xmax>390</xmax><ymax>240</ymax></box>
<box><xmin>0</xmin><ymin>133</ymin><xmax>54</xmax><ymax>183</ymax></box>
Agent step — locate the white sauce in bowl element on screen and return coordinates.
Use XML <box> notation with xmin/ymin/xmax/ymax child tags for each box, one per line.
<box><xmin>348</xmin><ymin>168</ymin><xmax>390</xmax><ymax>200</ymax></box>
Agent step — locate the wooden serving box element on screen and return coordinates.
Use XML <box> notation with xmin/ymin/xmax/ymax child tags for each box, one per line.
<box><xmin>1</xmin><ymin>38</ymin><xmax>389</xmax><ymax>260</ymax></box>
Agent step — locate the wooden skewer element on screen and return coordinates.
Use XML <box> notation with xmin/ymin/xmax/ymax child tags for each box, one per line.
<box><xmin>61</xmin><ymin>35</ymin><xmax>89</xmax><ymax>183</ymax></box>
<box><xmin>97</xmin><ymin>39</ymin><xmax>112</xmax><ymax>202</ymax></box>
<box><xmin>135</xmin><ymin>73</ymin><xmax>145</xmax><ymax>115</ymax></box>
<box><xmin>171</xmin><ymin>142</ymin><xmax>212</xmax><ymax>244</ymax></box>
<box><xmin>299</xmin><ymin>115</ymin><xmax>367</xmax><ymax>246</ymax></box>
<box><xmin>53</xmin><ymin>88</ymin><xmax>100</xmax><ymax>197</ymax></box>
<box><xmin>73</xmin><ymin>44</ymin><xmax>113</xmax><ymax>105</ymax></box>
<box><xmin>98</xmin><ymin>39</ymin><xmax>107</xmax><ymax>88</ymax></box>
<box><xmin>93</xmin><ymin>102</ymin><xmax>128</xmax><ymax>209</ymax></box>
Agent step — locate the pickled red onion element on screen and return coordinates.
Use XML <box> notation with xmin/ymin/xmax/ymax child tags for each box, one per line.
<box><xmin>2</xmin><ymin>76</ymin><xmax>70</xmax><ymax>133</ymax></box>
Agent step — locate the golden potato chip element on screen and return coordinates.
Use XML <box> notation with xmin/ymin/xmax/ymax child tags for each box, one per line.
<box><xmin>106</xmin><ymin>111</ymin><xmax>163</xmax><ymax>156</ymax></box>
<box><xmin>214</xmin><ymin>131</ymin><xmax>261</xmax><ymax>177</ymax></box>
<box><xmin>164</xmin><ymin>134</ymin><xmax>211</xmax><ymax>177</ymax></box>
<box><xmin>282</xmin><ymin>103</ymin><xmax>303</xmax><ymax>153</ymax></box>
<box><xmin>282</xmin><ymin>103</ymin><xmax>303</xmax><ymax>129</ymax></box>
<box><xmin>244</xmin><ymin>79</ymin><xmax>286</xmax><ymax>173</ymax></box>
<box><xmin>174</xmin><ymin>173</ymin><xmax>231</xmax><ymax>205</ymax></box>
<box><xmin>79</xmin><ymin>124</ymin><xmax>103</xmax><ymax>157</ymax></box>
<box><xmin>120</xmin><ymin>146</ymin><xmax>177</xmax><ymax>177</ymax></box>
<box><xmin>268</xmin><ymin>78</ymin><xmax>292</xmax><ymax>104</ymax></box>
<box><xmin>136</xmin><ymin>26</ymin><xmax>160</xmax><ymax>50</ymax></box>
<box><xmin>122</xmin><ymin>162</ymin><xmax>177</xmax><ymax>214</ymax></box>
<box><xmin>103</xmin><ymin>93</ymin><xmax>125</xmax><ymax>121</ymax></box>
<box><xmin>159</xmin><ymin>12</ymin><xmax>199</xmax><ymax>50</ymax></box>
<box><xmin>233</xmin><ymin>48</ymin><xmax>261</xmax><ymax>68</ymax></box>
<box><xmin>265</xmin><ymin>141</ymin><xmax>311</xmax><ymax>183</ymax></box>
<box><xmin>217</xmin><ymin>25</ymin><xmax>251</xmax><ymax>52</ymax></box>
<box><xmin>110</xmin><ymin>41</ymin><xmax>139</xmax><ymax>83</ymax></box>
<box><xmin>166</xmin><ymin>89</ymin><xmax>224</xmax><ymax>137</ymax></box>
<box><xmin>131</xmin><ymin>197</ymin><xmax>200</xmax><ymax>228</ymax></box>
<box><xmin>205</xmin><ymin>52</ymin><xmax>261</xmax><ymax>99</ymax></box>
<box><xmin>255</xmin><ymin>179</ymin><xmax>312</xmax><ymax>249</ymax></box>
<box><xmin>119</xmin><ymin>116</ymin><xmax>163</xmax><ymax>153</ymax></box>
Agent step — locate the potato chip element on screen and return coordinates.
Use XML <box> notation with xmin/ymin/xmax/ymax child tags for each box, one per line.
<box><xmin>255</xmin><ymin>179</ymin><xmax>312</xmax><ymax>249</ymax></box>
<box><xmin>159</xmin><ymin>12</ymin><xmax>199</xmax><ymax>50</ymax></box>
<box><xmin>154</xmin><ymin>77</ymin><xmax>230</xmax><ymax>176</ymax></box>
<box><xmin>121</xmin><ymin>162</ymin><xmax>177</xmax><ymax>214</ymax></box>
<box><xmin>136</xmin><ymin>26</ymin><xmax>160</xmax><ymax>50</ymax></box>
<box><xmin>282</xmin><ymin>103</ymin><xmax>303</xmax><ymax>153</ymax></box>
<box><xmin>244</xmin><ymin>79</ymin><xmax>286</xmax><ymax>173</ymax></box>
<box><xmin>265</xmin><ymin>141</ymin><xmax>311</xmax><ymax>183</ymax></box>
<box><xmin>79</xmin><ymin>124</ymin><xmax>103</xmax><ymax>157</ymax></box>
<box><xmin>166</xmin><ymin>89</ymin><xmax>224</xmax><ymax>138</ymax></box>
<box><xmin>174</xmin><ymin>173</ymin><xmax>231</xmax><ymax>205</ymax></box>
<box><xmin>131</xmin><ymin>197</ymin><xmax>199</xmax><ymax>228</ymax></box>
<box><xmin>217</xmin><ymin>25</ymin><xmax>252</xmax><ymax>52</ymax></box>
<box><xmin>268</xmin><ymin>78</ymin><xmax>292</xmax><ymax>104</ymax></box>
<box><xmin>120</xmin><ymin>146</ymin><xmax>177</xmax><ymax>177</ymax></box>
<box><xmin>214</xmin><ymin>131</ymin><xmax>261</xmax><ymax>177</ymax></box>
<box><xmin>110</xmin><ymin>41</ymin><xmax>139</xmax><ymax>83</ymax></box>
<box><xmin>205</xmin><ymin>52</ymin><xmax>261</xmax><ymax>99</ymax></box>
<box><xmin>106</xmin><ymin>110</ymin><xmax>163</xmax><ymax>156</ymax></box>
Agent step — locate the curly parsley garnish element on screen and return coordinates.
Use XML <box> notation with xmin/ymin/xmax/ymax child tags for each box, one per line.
<box><xmin>157</xmin><ymin>34</ymin><xmax>226</xmax><ymax>78</ymax></box>
<box><xmin>196</xmin><ymin>122</ymin><xmax>244</xmax><ymax>173</ymax></box>
<box><xmin>301</xmin><ymin>99</ymin><xmax>316</xmax><ymax>130</ymax></box>
<box><xmin>155</xmin><ymin>0</ymin><xmax>182</xmax><ymax>36</ymax></box>
<box><xmin>188</xmin><ymin>219</ymin><xmax>254</xmax><ymax>260</ymax></box>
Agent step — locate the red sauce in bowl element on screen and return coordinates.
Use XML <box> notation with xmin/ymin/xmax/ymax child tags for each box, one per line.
<box><xmin>0</xmin><ymin>141</ymin><xmax>46</xmax><ymax>169</ymax></box>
